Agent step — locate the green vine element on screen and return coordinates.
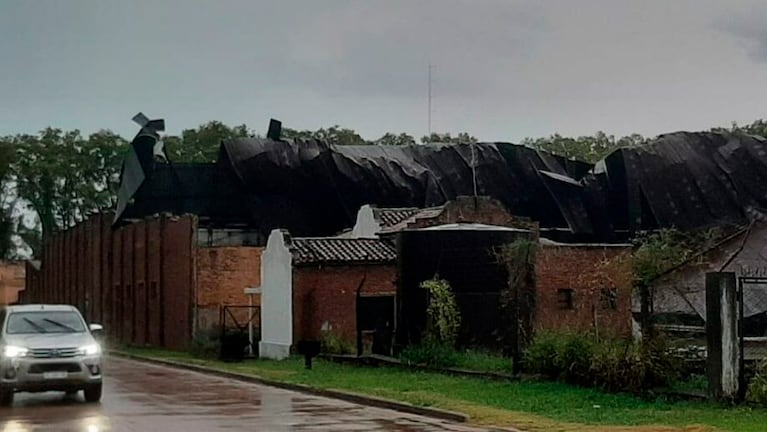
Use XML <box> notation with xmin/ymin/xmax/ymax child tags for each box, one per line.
<box><xmin>497</xmin><ymin>240</ymin><xmax>538</xmax><ymax>355</ymax></box>
<box><xmin>632</xmin><ymin>227</ymin><xmax>723</xmax><ymax>287</ymax></box>
<box><xmin>420</xmin><ymin>278</ymin><xmax>461</xmax><ymax>346</ymax></box>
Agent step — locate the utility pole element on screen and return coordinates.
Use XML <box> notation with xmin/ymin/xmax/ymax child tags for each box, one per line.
<box><xmin>428</xmin><ymin>64</ymin><xmax>433</xmax><ymax>138</ymax></box>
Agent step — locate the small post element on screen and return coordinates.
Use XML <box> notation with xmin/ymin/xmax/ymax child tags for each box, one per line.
<box><xmin>244</xmin><ymin>286</ymin><xmax>262</xmax><ymax>357</ymax></box>
<box><xmin>296</xmin><ymin>340</ymin><xmax>320</xmax><ymax>370</ymax></box>
<box><xmin>248</xmin><ymin>295</ymin><xmax>253</xmax><ymax>356</ymax></box>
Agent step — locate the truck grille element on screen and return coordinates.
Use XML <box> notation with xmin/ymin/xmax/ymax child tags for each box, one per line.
<box><xmin>28</xmin><ymin>363</ymin><xmax>82</xmax><ymax>373</ymax></box>
<box><xmin>29</xmin><ymin>347</ymin><xmax>79</xmax><ymax>359</ymax></box>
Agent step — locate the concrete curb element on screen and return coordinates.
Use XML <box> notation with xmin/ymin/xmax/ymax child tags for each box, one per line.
<box><xmin>109</xmin><ymin>351</ymin><xmax>469</xmax><ymax>424</ymax></box>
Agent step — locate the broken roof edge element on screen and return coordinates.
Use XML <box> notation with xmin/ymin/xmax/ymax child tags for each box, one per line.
<box><xmin>646</xmin><ymin>222</ymin><xmax>754</xmax><ymax>286</ymax></box>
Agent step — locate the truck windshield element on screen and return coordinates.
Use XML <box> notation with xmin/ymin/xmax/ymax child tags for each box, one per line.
<box><xmin>6</xmin><ymin>311</ymin><xmax>86</xmax><ymax>334</ymax></box>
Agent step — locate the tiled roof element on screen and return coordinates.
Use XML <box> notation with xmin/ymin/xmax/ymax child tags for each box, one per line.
<box><xmin>380</xmin><ymin>206</ymin><xmax>445</xmax><ymax>233</ymax></box>
<box><xmin>291</xmin><ymin>238</ymin><xmax>396</xmax><ymax>265</ymax></box>
<box><xmin>373</xmin><ymin>207</ymin><xmax>419</xmax><ymax>228</ymax></box>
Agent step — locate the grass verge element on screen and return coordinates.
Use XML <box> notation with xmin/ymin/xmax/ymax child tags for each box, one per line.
<box><xmin>116</xmin><ymin>346</ymin><xmax>767</xmax><ymax>432</ymax></box>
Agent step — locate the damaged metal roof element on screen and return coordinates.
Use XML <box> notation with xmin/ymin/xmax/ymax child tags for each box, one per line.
<box><xmin>115</xmin><ymin>129</ymin><xmax>767</xmax><ymax>242</ymax></box>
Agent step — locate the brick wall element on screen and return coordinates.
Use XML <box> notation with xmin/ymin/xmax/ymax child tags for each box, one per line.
<box><xmin>196</xmin><ymin>246</ymin><xmax>263</xmax><ymax>333</ymax></box>
<box><xmin>0</xmin><ymin>262</ymin><xmax>25</xmax><ymax>305</ymax></box>
<box><xmin>23</xmin><ymin>213</ymin><xmax>198</xmax><ymax>350</ymax></box>
<box><xmin>535</xmin><ymin>244</ymin><xmax>633</xmax><ymax>337</ymax></box>
<box><xmin>158</xmin><ymin>215</ymin><xmax>195</xmax><ymax>350</ymax></box>
<box><xmin>292</xmin><ymin>264</ymin><xmax>396</xmax><ymax>343</ymax></box>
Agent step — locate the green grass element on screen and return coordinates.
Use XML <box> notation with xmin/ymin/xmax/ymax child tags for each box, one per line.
<box><xmin>118</xmin><ymin>346</ymin><xmax>767</xmax><ymax>432</ymax></box>
<box><xmin>452</xmin><ymin>349</ymin><xmax>514</xmax><ymax>373</ymax></box>
<box><xmin>669</xmin><ymin>374</ymin><xmax>708</xmax><ymax>394</ymax></box>
<box><xmin>399</xmin><ymin>343</ymin><xmax>514</xmax><ymax>373</ymax></box>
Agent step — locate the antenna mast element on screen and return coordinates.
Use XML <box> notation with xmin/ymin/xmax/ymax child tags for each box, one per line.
<box><xmin>428</xmin><ymin>64</ymin><xmax>432</xmax><ymax>137</ymax></box>
<box><xmin>471</xmin><ymin>143</ymin><xmax>478</xmax><ymax>198</ymax></box>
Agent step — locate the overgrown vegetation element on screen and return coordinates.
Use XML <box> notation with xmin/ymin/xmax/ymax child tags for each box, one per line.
<box><xmin>319</xmin><ymin>330</ymin><xmax>355</xmax><ymax>355</ymax></box>
<box><xmin>747</xmin><ymin>359</ymin><xmax>767</xmax><ymax>405</ymax></box>
<box><xmin>400</xmin><ymin>341</ymin><xmax>460</xmax><ymax>368</ymax></box>
<box><xmin>497</xmin><ymin>240</ymin><xmax>538</xmax><ymax>355</ymax></box>
<box><xmin>632</xmin><ymin>227</ymin><xmax>723</xmax><ymax>287</ymax></box>
<box><xmin>189</xmin><ymin>328</ymin><xmax>221</xmax><ymax>358</ymax></box>
<box><xmin>421</xmin><ymin>277</ymin><xmax>461</xmax><ymax>346</ymax></box>
<box><xmin>399</xmin><ymin>343</ymin><xmax>513</xmax><ymax>373</ymax></box>
<box><xmin>523</xmin><ymin>332</ymin><xmax>682</xmax><ymax>393</ymax></box>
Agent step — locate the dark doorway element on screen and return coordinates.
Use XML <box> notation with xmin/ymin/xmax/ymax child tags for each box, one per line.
<box><xmin>357</xmin><ymin>296</ymin><xmax>395</xmax><ymax>356</ymax></box>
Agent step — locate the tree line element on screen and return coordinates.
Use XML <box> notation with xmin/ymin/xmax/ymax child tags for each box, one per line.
<box><xmin>2</xmin><ymin>118</ymin><xmax>766</xmax><ymax>259</ymax></box>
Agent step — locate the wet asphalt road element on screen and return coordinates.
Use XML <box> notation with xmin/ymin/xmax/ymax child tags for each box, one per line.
<box><xmin>0</xmin><ymin>356</ymin><xmax>490</xmax><ymax>431</ymax></box>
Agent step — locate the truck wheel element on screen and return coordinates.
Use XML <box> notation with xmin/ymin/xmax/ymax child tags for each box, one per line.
<box><xmin>83</xmin><ymin>383</ymin><xmax>102</xmax><ymax>403</ymax></box>
<box><xmin>0</xmin><ymin>387</ymin><xmax>13</xmax><ymax>407</ymax></box>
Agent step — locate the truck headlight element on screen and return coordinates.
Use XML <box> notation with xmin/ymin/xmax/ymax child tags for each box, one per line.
<box><xmin>2</xmin><ymin>345</ymin><xmax>28</xmax><ymax>358</ymax></box>
<box><xmin>79</xmin><ymin>344</ymin><xmax>101</xmax><ymax>356</ymax></box>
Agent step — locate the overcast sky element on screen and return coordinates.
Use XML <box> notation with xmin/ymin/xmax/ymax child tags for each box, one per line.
<box><xmin>2</xmin><ymin>0</ymin><xmax>767</xmax><ymax>142</ymax></box>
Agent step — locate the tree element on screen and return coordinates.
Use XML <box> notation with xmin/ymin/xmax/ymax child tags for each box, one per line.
<box><xmin>713</xmin><ymin>119</ymin><xmax>767</xmax><ymax>138</ymax></box>
<box><xmin>420</xmin><ymin>132</ymin><xmax>477</xmax><ymax>144</ymax></box>
<box><xmin>0</xmin><ymin>139</ymin><xmax>15</xmax><ymax>259</ymax></box>
<box><xmin>10</xmin><ymin>128</ymin><xmax>126</xmax><ymax>247</ymax></box>
<box><xmin>282</xmin><ymin>125</ymin><xmax>368</xmax><ymax>146</ymax></box>
<box><xmin>373</xmin><ymin>133</ymin><xmax>416</xmax><ymax>146</ymax></box>
<box><xmin>164</xmin><ymin>121</ymin><xmax>250</xmax><ymax>163</ymax></box>
<box><xmin>522</xmin><ymin>131</ymin><xmax>647</xmax><ymax>163</ymax></box>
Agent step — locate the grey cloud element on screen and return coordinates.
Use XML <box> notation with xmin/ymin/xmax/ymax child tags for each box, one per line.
<box><xmin>234</xmin><ymin>1</ymin><xmax>551</xmax><ymax>99</ymax></box>
<box><xmin>3</xmin><ymin>0</ymin><xmax>767</xmax><ymax>142</ymax></box>
<box><xmin>713</xmin><ymin>5</ymin><xmax>767</xmax><ymax>61</ymax></box>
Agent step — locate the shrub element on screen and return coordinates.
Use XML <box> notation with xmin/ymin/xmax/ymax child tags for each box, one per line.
<box><xmin>400</xmin><ymin>341</ymin><xmax>459</xmax><ymax>368</ymax></box>
<box><xmin>747</xmin><ymin>359</ymin><xmax>767</xmax><ymax>405</ymax></box>
<box><xmin>558</xmin><ymin>334</ymin><xmax>595</xmax><ymax>384</ymax></box>
<box><xmin>401</xmin><ymin>344</ymin><xmax>513</xmax><ymax>372</ymax></box>
<box><xmin>523</xmin><ymin>332</ymin><xmax>681</xmax><ymax>393</ymax></box>
<box><xmin>319</xmin><ymin>331</ymin><xmax>355</xmax><ymax>355</ymax></box>
<box><xmin>421</xmin><ymin>278</ymin><xmax>461</xmax><ymax>346</ymax></box>
<box><xmin>190</xmin><ymin>327</ymin><xmax>221</xmax><ymax>358</ymax></box>
<box><xmin>455</xmin><ymin>349</ymin><xmax>514</xmax><ymax>374</ymax></box>
<box><xmin>523</xmin><ymin>332</ymin><xmax>565</xmax><ymax>378</ymax></box>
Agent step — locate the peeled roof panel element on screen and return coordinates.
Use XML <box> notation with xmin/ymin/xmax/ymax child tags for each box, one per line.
<box><xmin>118</xmin><ymin>130</ymin><xmax>766</xmax><ymax>241</ymax></box>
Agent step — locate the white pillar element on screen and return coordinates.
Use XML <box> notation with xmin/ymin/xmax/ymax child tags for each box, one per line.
<box><xmin>259</xmin><ymin>230</ymin><xmax>294</xmax><ymax>360</ymax></box>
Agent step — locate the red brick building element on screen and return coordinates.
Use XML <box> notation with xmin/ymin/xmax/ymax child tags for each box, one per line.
<box><xmin>535</xmin><ymin>239</ymin><xmax>634</xmax><ymax>337</ymax></box>
<box><xmin>23</xmin><ymin>213</ymin><xmax>261</xmax><ymax>350</ymax></box>
<box><xmin>23</xmin><ymin>196</ymin><xmax>636</xmax><ymax>355</ymax></box>
<box><xmin>259</xmin><ymin>231</ymin><xmax>396</xmax><ymax>359</ymax></box>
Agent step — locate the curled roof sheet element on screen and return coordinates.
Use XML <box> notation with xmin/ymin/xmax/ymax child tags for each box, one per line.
<box><xmin>116</xmin><ymin>129</ymin><xmax>765</xmax><ymax>242</ymax></box>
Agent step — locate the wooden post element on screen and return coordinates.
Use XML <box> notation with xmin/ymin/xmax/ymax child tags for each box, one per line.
<box><xmin>706</xmin><ymin>272</ymin><xmax>740</xmax><ymax>401</ymax></box>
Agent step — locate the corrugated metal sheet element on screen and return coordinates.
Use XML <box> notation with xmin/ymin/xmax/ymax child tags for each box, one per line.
<box><xmin>116</xmin><ymin>129</ymin><xmax>767</xmax><ymax>242</ymax></box>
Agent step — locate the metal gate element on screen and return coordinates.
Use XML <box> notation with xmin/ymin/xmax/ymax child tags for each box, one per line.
<box><xmin>737</xmin><ymin>274</ymin><xmax>767</xmax><ymax>399</ymax></box>
<box><xmin>219</xmin><ymin>305</ymin><xmax>261</xmax><ymax>357</ymax></box>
